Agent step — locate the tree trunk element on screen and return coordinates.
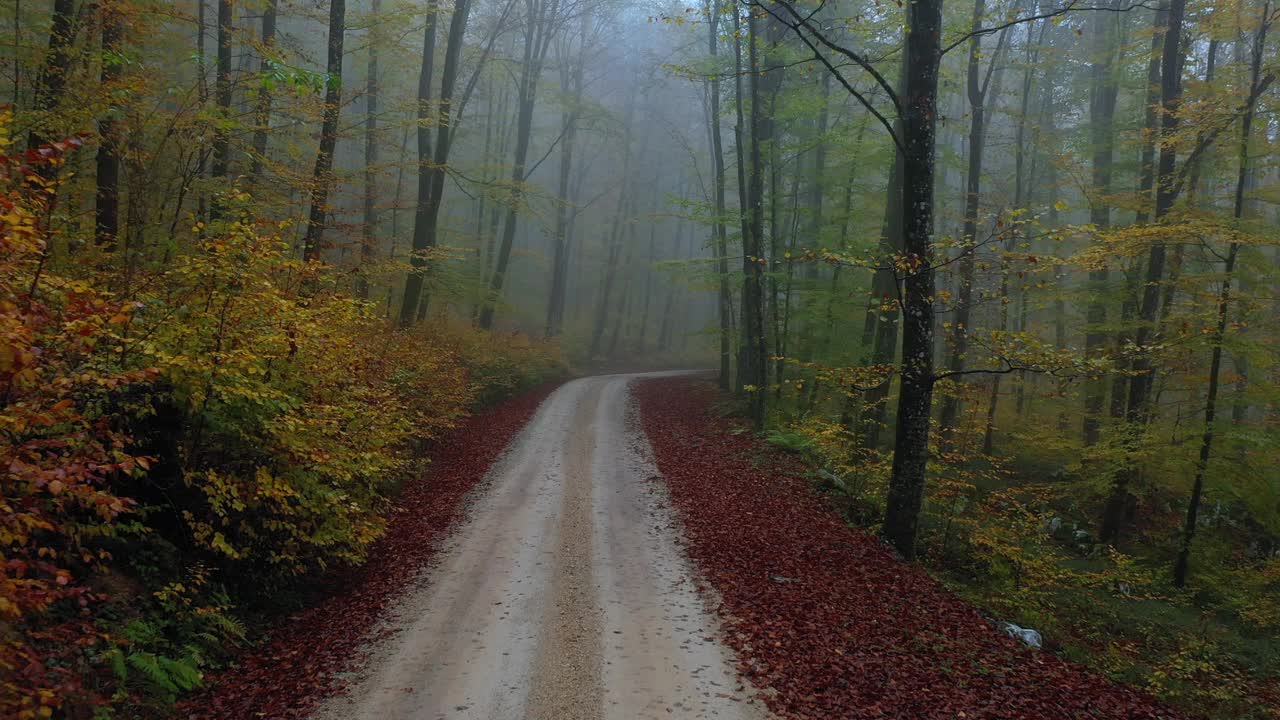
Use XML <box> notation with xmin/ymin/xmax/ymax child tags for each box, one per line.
<box><xmin>861</xmin><ymin>58</ymin><xmax>906</xmax><ymax>447</ymax></box>
<box><xmin>1102</xmin><ymin>0</ymin><xmax>1184</xmax><ymax>544</ymax></box>
<box><xmin>794</xmin><ymin>72</ymin><xmax>830</xmax><ymax>404</ymax></box>
<box><xmin>413</xmin><ymin>0</ymin><xmax>474</xmax><ymax>323</ymax></box>
<box><xmin>1083</xmin><ymin>3</ymin><xmax>1121</xmax><ymax>446</ymax></box>
<box><xmin>357</xmin><ymin>0</ymin><xmax>381</xmax><ymax>298</ymax></box>
<box><xmin>882</xmin><ymin>0</ymin><xmax>942</xmax><ymax>560</ymax></box>
<box><xmin>589</xmin><ymin>98</ymin><xmax>637</xmax><ymax>356</ymax></box>
<box><xmin>707</xmin><ymin>0</ymin><xmax>732</xmax><ymax>390</ymax></box>
<box><xmin>658</xmin><ymin>218</ymin><xmax>686</xmax><ymax>351</ymax></box>
<box><xmin>636</xmin><ymin>220</ymin><xmax>658</xmax><ymax>354</ymax></box>
<box><xmin>1174</xmin><ymin>5</ymin><xmax>1268</xmax><ymax>587</ymax></box>
<box><xmin>939</xmin><ymin>0</ymin><xmax>1007</xmax><ymax>437</ymax></box>
<box><xmin>741</xmin><ymin>6</ymin><xmax>769</xmax><ymax>428</ymax></box>
<box><xmin>478</xmin><ymin>0</ymin><xmax>561</xmax><ymax>330</ymax></box>
<box><xmin>984</xmin><ymin>17</ymin><xmax>1042</xmax><ymax>454</ymax></box>
<box><xmin>95</xmin><ymin>2</ymin><xmax>123</xmax><ymax>251</ymax></box>
<box><xmin>210</xmin><ymin>0</ymin><xmax>233</xmax><ymax>183</ymax></box>
<box><xmin>397</xmin><ymin>0</ymin><xmax>440</xmax><ymax>322</ymax></box>
<box><xmin>546</xmin><ymin>11</ymin><xmax>588</xmax><ymax>337</ymax></box>
<box><xmin>249</xmin><ymin>0</ymin><xmax>278</xmax><ymax>180</ymax></box>
<box><xmin>478</xmin><ymin>77</ymin><xmax>513</xmax><ymax>294</ymax></box>
<box><xmin>1101</xmin><ymin>7</ymin><xmax>1165</xmax><ymax>430</ymax></box>
<box><xmin>301</xmin><ymin>0</ymin><xmax>348</xmax><ymax>261</ymax></box>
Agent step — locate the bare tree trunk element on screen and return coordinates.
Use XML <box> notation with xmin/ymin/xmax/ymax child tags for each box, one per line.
<box><xmin>732</xmin><ymin>4</ymin><xmax>752</xmax><ymax>393</ymax></box>
<box><xmin>301</xmin><ymin>0</ymin><xmax>348</xmax><ymax>261</ymax></box>
<box><xmin>636</xmin><ymin>220</ymin><xmax>658</xmax><ymax>354</ymax></box>
<box><xmin>741</xmin><ymin>5</ymin><xmax>769</xmax><ymax>428</ymax></box>
<box><xmin>1100</xmin><ymin>6</ymin><xmax>1166</xmax><ymax>434</ymax></box>
<box><xmin>28</xmin><ymin>0</ymin><xmax>78</xmax><ymax>182</ymax></box>
<box><xmin>210</xmin><ymin>0</ymin><xmax>233</xmax><ymax>184</ymax></box>
<box><xmin>793</xmin><ymin>72</ymin><xmax>830</xmax><ymax>403</ymax></box>
<box><xmin>609</xmin><ymin>216</ymin><xmax>639</xmax><ymax>357</ymax></box>
<box><xmin>589</xmin><ymin>94</ymin><xmax>638</xmax><ymax>355</ymax></box>
<box><xmin>707</xmin><ymin>0</ymin><xmax>732</xmax><ymax>389</ymax></box>
<box><xmin>479</xmin><ymin>78</ymin><xmax>513</xmax><ymax>294</ymax></box>
<box><xmin>882</xmin><ymin>0</ymin><xmax>943</xmax><ymax>560</ymax></box>
<box><xmin>95</xmin><ymin>2</ymin><xmax>123</xmax><ymax>251</ymax></box>
<box><xmin>860</xmin><ymin>58</ymin><xmax>906</xmax><ymax>446</ymax></box>
<box><xmin>478</xmin><ymin>0</ymin><xmax>562</xmax><ymax>330</ymax></box>
<box><xmin>413</xmin><ymin>0</ymin><xmax>475</xmax><ymax>323</ymax></box>
<box><xmin>547</xmin><ymin>11</ymin><xmax>588</xmax><ymax>337</ymax></box>
<box><xmin>939</xmin><ymin>0</ymin><xmax>1008</xmax><ymax>436</ymax></box>
<box><xmin>1103</xmin><ymin>0</ymin><xmax>1184</xmax><ymax>544</ymax></box>
<box><xmin>984</xmin><ymin>17</ymin><xmax>1043</xmax><ymax>454</ymax></box>
<box><xmin>357</xmin><ymin>0</ymin><xmax>381</xmax><ymax>298</ymax></box>
<box><xmin>1174</xmin><ymin>5</ymin><xmax>1269</xmax><ymax>587</ymax></box>
<box><xmin>657</xmin><ymin>217</ymin><xmax>686</xmax><ymax>351</ymax></box>
<box><xmin>1157</xmin><ymin>38</ymin><xmax>1218</xmax><ymax>343</ymax></box>
<box><xmin>250</xmin><ymin>0</ymin><xmax>278</xmax><ymax>180</ymax></box>
<box><xmin>1082</xmin><ymin>3</ymin><xmax>1121</xmax><ymax>446</ymax></box>
<box><xmin>397</xmin><ymin>0</ymin><xmax>440</xmax><ymax>321</ymax></box>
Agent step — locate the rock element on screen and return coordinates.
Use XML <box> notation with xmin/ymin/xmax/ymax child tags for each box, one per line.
<box><xmin>998</xmin><ymin>622</ymin><xmax>1043</xmax><ymax>649</ymax></box>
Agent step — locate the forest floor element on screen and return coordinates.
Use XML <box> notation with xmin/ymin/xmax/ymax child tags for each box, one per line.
<box><xmin>185</xmin><ymin>372</ymin><xmax>1186</xmax><ymax>720</ymax></box>
<box><xmin>636</xmin><ymin>375</ymin><xmax>1184</xmax><ymax>720</ymax></box>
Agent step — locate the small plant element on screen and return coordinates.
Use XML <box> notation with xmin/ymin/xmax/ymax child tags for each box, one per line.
<box><xmin>765</xmin><ymin>429</ymin><xmax>816</xmax><ymax>454</ymax></box>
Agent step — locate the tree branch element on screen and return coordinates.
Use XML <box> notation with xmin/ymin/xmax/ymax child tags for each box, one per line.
<box><xmin>942</xmin><ymin>1</ymin><xmax>1157</xmax><ymax>56</ymax></box>
<box><xmin>749</xmin><ymin>0</ymin><xmax>902</xmax><ymax>151</ymax></box>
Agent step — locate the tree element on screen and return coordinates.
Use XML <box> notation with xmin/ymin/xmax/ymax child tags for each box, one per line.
<box><xmin>741</xmin><ymin>4</ymin><xmax>770</xmax><ymax>428</ymax></box>
<box><xmin>477</xmin><ymin>0</ymin><xmax>565</xmax><ymax>329</ymax></box>
<box><xmin>95</xmin><ymin>2</ymin><xmax>124</xmax><ymax>251</ymax></box>
<box><xmin>1174</xmin><ymin>2</ymin><xmax>1272</xmax><ymax>587</ymax></box>
<box><xmin>301</xmin><ymin>0</ymin><xmax>348</xmax><ymax>262</ymax></box>
<box><xmin>1082</xmin><ymin>1</ymin><xmax>1122</xmax><ymax>446</ymax></box>
<box><xmin>27</xmin><ymin>0</ymin><xmax>78</xmax><ymax>177</ymax></box>
<box><xmin>249</xmin><ymin>0</ymin><xmax>279</xmax><ymax>180</ymax></box>
<box><xmin>706</xmin><ymin>0</ymin><xmax>733</xmax><ymax>389</ymax></box>
<box><xmin>1102</xmin><ymin>0</ymin><xmax>1185</xmax><ymax>544</ymax></box>
<box><xmin>546</xmin><ymin>8</ymin><xmax>591</xmax><ymax>337</ymax></box>
<box><xmin>210</xmin><ymin>0</ymin><xmax>233</xmax><ymax>185</ymax></box>
<box><xmin>400</xmin><ymin>0</ymin><xmax>479</xmax><ymax>325</ymax></box>
<box><xmin>938</xmin><ymin>0</ymin><xmax>1011</xmax><ymax>438</ymax></box>
<box><xmin>880</xmin><ymin>0</ymin><xmax>944</xmax><ymax>559</ymax></box>
<box><xmin>860</xmin><ymin>57</ymin><xmax>907</xmax><ymax>448</ymax></box>
<box><xmin>357</xmin><ymin>0</ymin><xmax>381</xmax><ymax>298</ymax></box>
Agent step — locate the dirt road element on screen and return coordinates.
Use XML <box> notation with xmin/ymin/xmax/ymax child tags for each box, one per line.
<box><xmin>313</xmin><ymin>373</ymin><xmax>767</xmax><ymax>720</ymax></box>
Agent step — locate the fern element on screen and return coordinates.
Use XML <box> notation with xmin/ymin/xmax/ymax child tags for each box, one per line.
<box><xmin>159</xmin><ymin>655</ymin><xmax>204</xmax><ymax>691</ymax></box>
<box><xmin>105</xmin><ymin>647</ymin><xmax>128</xmax><ymax>681</ymax></box>
<box><xmin>122</xmin><ymin>618</ymin><xmax>162</xmax><ymax>645</ymax></box>
<box><xmin>125</xmin><ymin>651</ymin><xmax>204</xmax><ymax>696</ymax></box>
<box><xmin>128</xmin><ymin>652</ymin><xmax>178</xmax><ymax>693</ymax></box>
<box><xmin>204</xmin><ymin>609</ymin><xmax>246</xmax><ymax>642</ymax></box>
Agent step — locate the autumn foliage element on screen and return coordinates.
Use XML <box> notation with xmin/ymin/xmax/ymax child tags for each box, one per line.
<box><xmin>0</xmin><ymin>121</ymin><xmax>563</xmax><ymax>718</ymax></box>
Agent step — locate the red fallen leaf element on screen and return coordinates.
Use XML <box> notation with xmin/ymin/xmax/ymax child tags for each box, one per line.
<box><xmin>635</xmin><ymin>377</ymin><xmax>1191</xmax><ymax>720</ymax></box>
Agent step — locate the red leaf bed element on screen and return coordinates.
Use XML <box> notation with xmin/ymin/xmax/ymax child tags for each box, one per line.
<box><xmin>635</xmin><ymin>376</ymin><xmax>1184</xmax><ymax>720</ymax></box>
<box><xmin>182</xmin><ymin>381</ymin><xmax>561</xmax><ymax>720</ymax></box>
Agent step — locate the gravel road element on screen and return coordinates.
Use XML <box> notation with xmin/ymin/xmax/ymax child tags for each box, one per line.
<box><xmin>312</xmin><ymin>373</ymin><xmax>768</xmax><ymax>720</ymax></box>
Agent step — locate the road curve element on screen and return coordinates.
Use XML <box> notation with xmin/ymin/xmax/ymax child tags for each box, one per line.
<box><xmin>312</xmin><ymin>373</ymin><xmax>769</xmax><ymax>720</ymax></box>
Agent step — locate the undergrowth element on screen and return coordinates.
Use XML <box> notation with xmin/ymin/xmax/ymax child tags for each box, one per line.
<box><xmin>764</xmin><ymin>387</ymin><xmax>1279</xmax><ymax>719</ymax></box>
<box><xmin>0</xmin><ymin>130</ymin><xmax>564</xmax><ymax>718</ymax></box>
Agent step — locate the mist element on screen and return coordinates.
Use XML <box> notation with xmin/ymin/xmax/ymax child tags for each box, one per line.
<box><xmin>5</xmin><ymin>0</ymin><xmax>1280</xmax><ymax>717</ymax></box>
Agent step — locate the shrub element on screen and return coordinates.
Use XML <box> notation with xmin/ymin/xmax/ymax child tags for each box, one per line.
<box><xmin>0</xmin><ymin>124</ymin><xmax>564</xmax><ymax>717</ymax></box>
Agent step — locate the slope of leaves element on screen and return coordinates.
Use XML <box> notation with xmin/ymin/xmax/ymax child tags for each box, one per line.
<box><xmin>635</xmin><ymin>376</ymin><xmax>1185</xmax><ymax>720</ymax></box>
<box><xmin>182</xmin><ymin>380</ymin><xmax>560</xmax><ymax>719</ymax></box>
